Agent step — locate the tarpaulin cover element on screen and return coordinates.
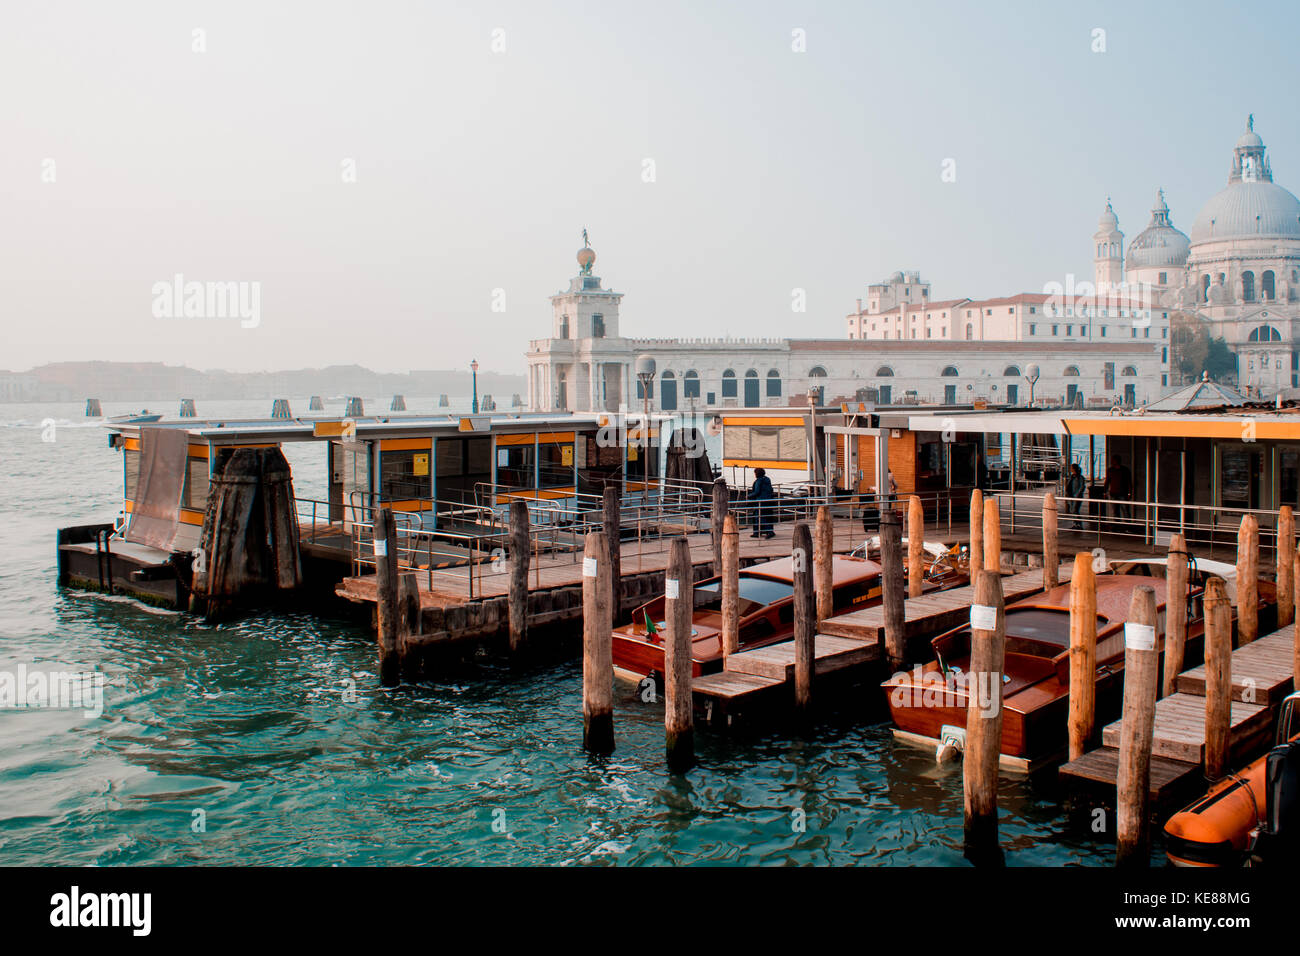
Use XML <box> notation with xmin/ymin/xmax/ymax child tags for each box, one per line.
<box><xmin>125</xmin><ymin>427</ymin><xmax>189</xmax><ymax>551</ymax></box>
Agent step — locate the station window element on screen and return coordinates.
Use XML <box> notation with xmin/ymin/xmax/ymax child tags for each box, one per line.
<box><xmin>123</xmin><ymin>448</ymin><xmax>141</xmax><ymax>500</ymax></box>
<box><xmin>381</xmin><ymin>448</ymin><xmax>434</xmax><ymax>500</ymax></box>
<box><xmin>538</xmin><ymin>438</ymin><xmax>574</xmax><ymax>489</ymax></box>
<box><xmin>182</xmin><ymin>456</ymin><xmax>210</xmax><ymax>510</ymax></box>
<box><xmin>494</xmin><ymin>441</ymin><xmax>536</xmax><ymax>491</ymax></box>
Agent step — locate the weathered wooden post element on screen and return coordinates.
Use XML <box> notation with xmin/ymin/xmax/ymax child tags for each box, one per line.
<box><xmin>390</xmin><ymin>394</ymin><xmax>406</xmax><ymax>411</ymax></box>
<box><xmin>722</xmin><ymin>514</ymin><xmax>740</xmax><ymax>661</ymax></box>
<box><xmin>1236</xmin><ymin>514</ymin><xmax>1259</xmax><ymax>644</ymax></box>
<box><xmin>1203</xmin><ymin>575</ymin><xmax>1232</xmax><ymax>782</ymax></box>
<box><xmin>793</xmin><ymin>522</ymin><xmax>815</xmax><ymax>712</ymax></box>
<box><xmin>1163</xmin><ymin>533</ymin><xmax>1189</xmax><ymax>698</ymax></box>
<box><xmin>664</xmin><ymin>537</ymin><xmax>695</xmax><ymax>772</ymax></box>
<box><xmin>814</xmin><ymin>505</ymin><xmax>834</xmax><ymax>624</ymax></box>
<box><xmin>603</xmin><ymin>485</ymin><xmax>622</xmax><ymax>617</ymax></box>
<box><xmin>964</xmin><ymin>568</ymin><xmax>1006</xmax><ymax>864</ymax></box>
<box><xmin>508</xmin><ymin>500</ymin><xmax>530</xmax><ymax>653</ymax></box>
<box><xmin>983</xmin><ymin>496</ymin><xmax>1001</xmax><ymax>573</ymax></box>
<box><xmin>373</xmin><ymin>506</ymin><xmax>401</xmax><ymax>686</ymax></box>
<box><xmin>582</xmin><ymin>531</ymin><xmax>615</xmax><ymax>755</ymax></box>
<box><xmin>1295</xmin><ymin>545</ymin><xmax>1300</xmax><ymax>687</ymax></box>
<box><xmin>1116</xmin><ymin>584</ymin><xmax>1159</xmax><ymax>868</ymax></box>
<box><xmin>85</xmin><ymin>398</ymin><xmax>102</xmax><ymax>417</ymax></box>
<box><xmin>880</xmin><ymin>507</ymin><xmax>906</xmax><ymax>671</ymax></box>
<box><xmin>969</xmin><ymin>489</ymin><xmax>984</xmax><ymax>575</ymax></box>
<box><xmin>908</xmin><ymin>495</ymin><xmax>924</xmax><ymax>598</ymax></box>
<box><xmin>1278</xmin><ymin>506</ymin><xmax>1295</xmax><ymax>627</ymax></box>
<box><xmin>1042</xmin><ymin>491</ymin><xmax>1059</xmax><ymax>590</ymax></box>
<box><xmin>398</xmin><ymin>576</ymin><xmax>421</xmax><ymax>680</ymax></box>
<box><xmin>711</xmin><ymin>479</ymin><xmax>729</xmax><ymax>576</ymax></box>
<box><xmin>1068</xmin><ymin>552</ymin><xmax>1097</xmax><ymax>761</ymax></box>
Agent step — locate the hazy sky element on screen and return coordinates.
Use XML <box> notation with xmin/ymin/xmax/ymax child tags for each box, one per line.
<box><xmin>4</xmin><ymin>1</ymin><xmax>1298</xmax><ymax>375</ymax></box>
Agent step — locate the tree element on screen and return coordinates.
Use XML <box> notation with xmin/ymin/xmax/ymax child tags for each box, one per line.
<box><xmin>1204</xmin><ymin>337</ymin><xmax>1236</xmax><ymax>381</ymax></box>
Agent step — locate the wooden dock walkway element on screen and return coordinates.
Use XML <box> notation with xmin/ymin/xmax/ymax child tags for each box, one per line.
<box><xmin>1059</xmin><ymin>623</ymin><xmax>1296</xmax><ymax>811</ymax></box>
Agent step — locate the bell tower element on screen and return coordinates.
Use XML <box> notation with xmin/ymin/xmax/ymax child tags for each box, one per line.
<box><xmin>1093</xmin><ymin>199</ymin><xmax>1124</xmax><ymax>293</ymax></box>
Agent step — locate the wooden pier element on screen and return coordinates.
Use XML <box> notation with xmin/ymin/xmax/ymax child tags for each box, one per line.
<box><xmin>1059</xmin><ymin>622</ymin><xmax>1296</xmax><ymax>812</ymax></box>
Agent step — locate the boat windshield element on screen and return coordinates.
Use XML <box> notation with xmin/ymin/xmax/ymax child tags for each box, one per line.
<box><xmin>1003</xmin><ymin>608</ymin><xmax>1073</xmax><ymax>645</ymax></box>
<box><xmin>695</xmin><ymin>575</ymin><xmax>795</xmax><ymax>615</ymax></box>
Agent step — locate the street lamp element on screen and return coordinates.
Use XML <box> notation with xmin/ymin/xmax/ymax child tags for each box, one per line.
<box><xmin>635</xmin><ymin>355</ymin><xmax>656</xmax><ymax>498</ymax></box>
<box><xmin>471</xmin><ymin>359</ymin><xmax>480</xmax><ymax>414</ymax></box>
<box><xmin>1025</xmin><ymin>363</ymin><xmax>1040</xmax><ymax>409</ymax></box>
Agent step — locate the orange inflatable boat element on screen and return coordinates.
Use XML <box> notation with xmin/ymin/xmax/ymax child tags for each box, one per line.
<box><xmin>1164</xmin><ymin>692</ymin><xmax>1300</xmax><ymax>866</ymax></box>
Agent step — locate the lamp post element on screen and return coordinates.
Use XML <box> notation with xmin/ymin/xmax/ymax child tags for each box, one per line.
<box><xmin>1025</xmin><ymin>363</ymin><xmax>1040</xmax><ymax>409</ymax></box>
<box><xmin>635</xmin><ymin>355</ymin><xmax>656</xmax><ymax>500</ymax></box>
<box><xmin>471</xmin><ymin>359</ymin><xmax>480</xmax><ymax>414</ymax></box>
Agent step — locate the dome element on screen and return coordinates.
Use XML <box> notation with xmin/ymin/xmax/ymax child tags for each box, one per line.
<box><xmin>1127</xmin><ymin>189</ymin><xmax>1190</xmax><ymax>269</ymax></box>
<box><xmin>1190</xmin><ymin>180</ymin><xmax>1300</xmax><ymax>243</ymax></box>
<box><xmin>1237</xmin><ymin>130</ymin><xmax>1264</xmax><ymax>149</ymax></box>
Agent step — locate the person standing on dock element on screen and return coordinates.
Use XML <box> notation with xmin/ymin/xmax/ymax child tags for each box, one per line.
<box><xmin>1065</xmin><ymin>463</ymin><xmax>1086</xmax><ymax>529</ymax></box>
<box><xmin>1103</xmin><ymin>455</ymin><xmax>1133</xmax><ymax>522</ymax></box>
<box><xmin>749</xmin><ymin>468</ymin><xmax>775</xmax><ymax>538</ymax></box>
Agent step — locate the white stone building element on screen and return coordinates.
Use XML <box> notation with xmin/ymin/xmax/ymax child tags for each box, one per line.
<box><xmin>526</xmin><ymin>240</ymin><xmax>1163</xmax><ymax>414</ymax></box>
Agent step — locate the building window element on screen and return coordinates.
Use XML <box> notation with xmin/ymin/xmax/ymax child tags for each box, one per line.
<box><xmin>1003</xmin><ymin>365</ymin><xmax>1020</xmax><ymax>376</ymax></box>
<box><xmin>591</xmin><ymin>314</ymin><xmax>605</xmax><ymax>338</ymax></box>
<box><xmin>1081</xmin><ymin>326</ymin><xmax>1088</xmax><ymax>336</ymax></box>
<box><xmin>876</xmin><ymin>366</ymin><xmax>894</xmax><ymax>376</ymax></box>
<box><xmin>721</xmin><ymin>369</ymin><xmax>737</xmax><ymax>398</ymax></box>
<box><xmin>1029</xmin><ymin>307</ymin><xmax>1036</xmax><ymax>314</ymax></box>
<box><xmin>559</xmin><ymin>315</ymin><xmax>569</xmax><ymax>339</ymax></box>
<box><xmin>941</xmin><ymin>366</ymin><xmax>959</xmax><ymax>377</ymax></box>
<box><xmin>1243</xmin><ymin>271</ymin><xmax>1256</xmax><ymax>302</ymax></box>
<box><xmin>766</xmin><ymin>369</ymin><xmax>782</xmax><ymax>397</ymax></box>
<box><xmin>1066</xmin><ymin>325</ymin><xmax>1072</xmax><ymax>336</ymax></box>
<box><xmin>965</xmin><ymin>323</ymin><xmax>973</xmax><ymax>340</ymax></box>
<box><xmin>1263</xmin><ymin>270</ymin><xmax>1276</xmax><ymax>300</ymax></box>
<box><xmin>1162</xmin><ymin>347</ymin><xmax>1168</xmax><ymax>363</ymax></box>
<box><xmin>1029</xmin><ymin>324</ymin><xmax>1036</xmax><ymax>335</ymax></box>
<box><xmin>1051</xmin><ymin>324</ymin><xmax>1058</xmax><ymax>335</ymax></box>
<box><xmin>683</xmin><ymin>370</ymin><xmax>700</xmax><ymax>398</ymax></box>
<box><xmin>1101</xmin><ymin>326</ymin><xmax>1107</xmax><ymax>337</ymax></box>
<box><xmin>1064</xmin><ymin>365</ymin><xmax>1080</xmax><ymax>376</ymax></box>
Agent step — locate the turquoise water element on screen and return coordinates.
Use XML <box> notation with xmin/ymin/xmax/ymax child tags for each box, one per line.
<box><xmin>0</xmin><ymin>400</ymin><xmax>1113</xmax><ymax>865</ymax></box>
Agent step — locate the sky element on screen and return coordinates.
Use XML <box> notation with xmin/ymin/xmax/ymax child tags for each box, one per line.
<box><xmin>3</xmin><ymin>0</ymin><xmax>1298</xmax><ymax>375</ymax></box>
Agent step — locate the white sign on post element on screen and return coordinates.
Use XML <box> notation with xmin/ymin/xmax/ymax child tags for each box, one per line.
<box><xmin>1124</xmin><ymin>622</ymin><xmax>1156</xmax><ymax>650</ymax></box>
<box><xmin>970</xmin><ymin>604</ymin><xmax>997</xmax><ymax>631</ymax></box>
<box><xmin>665</xmin><ymin>578</ymin><xmax>680</xmax><ymax>600</ymax></box>
<box><xmin>582</xmin><ymin>557</ymin><xmax>598</xmax><ymax>577</ymax></box>
<box><xmin>373</xmin><ymin>538</ymin><xmax>388</xmax><ymax>557</ymax></box>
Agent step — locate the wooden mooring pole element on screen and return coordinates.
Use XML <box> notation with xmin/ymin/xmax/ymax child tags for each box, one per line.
<box><xmin>908</xmin><ymin>495</ymin><xmax>924</xmax><ymax>598</ymax></box>
<box><xmin>1042</xmin><ymin>492</ymin><xmax>1058</xmax><ymax>590</ymax></box>
<box><xmin>1203</xmin><ymin>575</ymin><xmax>1232</xmax><ymax>782</ymax></box>
<box><xmin>373</xmin><ymin>506</ymin><xmax>401</xmax><ymax>686</ymax></box>
<box><xmin>711</xmin><ymin>479</ymin><xmax>728</xmax><ymax>576</ymax></box>
<box><xmin>969</xmin><ymin>489</ymin><xmax>984</xmax><ymax>577</ymax></box>
<box><xmin>1278</xmin><ymin>506</ymin><xmax>1295</xmax><ymax>627</ymax></box>
<box><xmin>603</xmin><ymin>485</ymin><xmax>621</xmax><ymax>617</ymax></box>
<box><xmin>1236</xmin><ymin>514</ymin><xmax>1259</xmax><ymax>645</ymax></box>
<box><xmin>1163</xmin><ymin>533</ymin><xmax>1189</xmax><ymax>698</ymax></box>
<box><xmin>1115</xmin><ymin>584</ymin><xmax>1159</xmax><ymax>868</ymax></box>
<box><xmin>582</xmin><ymin>531</ymin><xmax>615</xmax><ymax>755</ymax></box>
<box><xmin>983</xmin><ymin>497</ymin><xmax>1001</xmax><ymax>573</ymax></box>
<box><xmin>664</xmin><ymin>537</ymin><xmax>695</xmax><ymax>772</ymax></box>
<box><xmin>963</xmin><ymin>568</ymin><xmax>1006</xmax><ymax>865</ymax></box>
<box><xmin>1068</xmin><ymin>552</ymin><xmax>1097</xmax><ymax>761</ymax></box>
<box><xmin>814</xmin><ymin>505</ymin><xmax>833</xmax><ymax>624</ymax></box>
<box><xmin>1295</xmin><ymin>545</ymin><xmax>1300</xmax><ymax>685</ymax></box>
<box><xmin>721</xmin><ymin>514</ymin><xmax>740</xmax><ymax>661</ymax></box>
<box><xmin>880</xmin><ymin>507</ymin><xmax>906</xmax><ymax>671</ymax></box>
<box><xmin>793</xmin><ymin>522</ymin><xmax>815</xmax><ymax>712</ymax></box>
<box><xmin>508</xmin><ymin>500</ymin><xmax>530</xmax><ymax>653</ymax></box>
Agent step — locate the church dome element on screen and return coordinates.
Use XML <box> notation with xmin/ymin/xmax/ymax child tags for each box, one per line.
<box><xmin>1127</xmin><ymin>190</ymin><xmax>1190</xmax><ymax>269</ymax></box>
<box><xmin>1097</xmin><ymin>201</ymin><xmax>1119</xmax><ymax>231</ymax></box>
<box><xmin>1190</xmin><ymin>118</ymin><xmax>1300</xmax><ymax>244</ymax></box>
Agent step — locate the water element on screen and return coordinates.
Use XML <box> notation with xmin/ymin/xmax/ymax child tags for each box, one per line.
<box><xmin>0</xmin><ymin>400</ymin><xmax>1114</xmax><ymax>865</ymax></box>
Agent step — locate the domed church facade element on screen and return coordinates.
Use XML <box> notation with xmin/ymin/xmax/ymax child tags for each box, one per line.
<box><xmin>1105</xmin><ymin>117</ymin><xmax>1300</xmax><ymax>395</ymax></box>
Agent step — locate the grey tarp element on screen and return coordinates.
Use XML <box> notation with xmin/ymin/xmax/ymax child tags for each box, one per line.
<box><xmin>124</xmin><ymin>426</ymin><xmax>189</xmax><ymax>551</ymax></box>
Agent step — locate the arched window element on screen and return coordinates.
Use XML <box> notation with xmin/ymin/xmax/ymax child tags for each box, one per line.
<box><xmin>766</xmin><ymin>369</ymin><xmax>782</xmax><ymax>397</ymax></box>
<box><xmin>1003</xmin><ymin>365</ymin><xmax>1020</xmax><ymax>377</ymax></box>
<box><xmin>1249</xmin><ymin>324</ymin><xmax>1281</xmax><ymax>342</ymax></box>
<box><xmin>1263</xmin><ymin>270</ymin><xmax>1276</xmax><ymax>300</ymax></box>
<box><xmin>1243</xmin><ymin>271</ymin><xmax>1256</xmax><ymax>302</ymax></box>
<box><xmin>808</xmin><ymin>366</ymin><xmax>828</xmax><ymax>378</ymax></box>
<box><xmin>875</xmin><ymin>366</ymin><xmax>894</xmax><ymax>377</ymax></box>
<box><xmin>721</xmin><ymin>369</ymin><xmax>737</xmax><ymax>399</ymax></box>
<box><xmin>941</xmin><ymin>366</ymin><xmax>959</xmax><ymax>377</ymax></box>
<box><xmin>683</xmin><ymin>369</ymin><xmax>700</xmax><ymax>398</ymax></box>
<box><xmin>1063</xmin><ymin>365</ymin><xmax>1080</xmax><ymax>376</ymax></box>
<box><xmin>1202</xmin><ymin>274</ymin><xmax>1211</xmax><ymax>302</ymax></box>
<box><xmin>965</xmin><ymin>323</ymin><xmax>973</xmax><ymax>340</ymax></box>
<box><xmin>1121</xmin><ymin>366</ymin><xmax>1138</xmax><ymax>376</ymax></box>
<box><xmin>660</xmin><ymin>370</ymin><xmax>678</xmax><ymax>410</ymax></box>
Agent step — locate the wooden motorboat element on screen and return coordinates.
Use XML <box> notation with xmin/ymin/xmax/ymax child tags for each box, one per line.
<box><xmin>1164</xmin><ymin>692</ymin><xmax>1300</xmax><ymax>866</ymax></box>
<box><xmin>611</xmin><ymin>554</ymin><xmax>885</xmax><ymax>683</ymax></box>
<box><xmin>883</xmin><ymin>575</ymin><xmax>1202</xmax><ymax>764</ymax></box>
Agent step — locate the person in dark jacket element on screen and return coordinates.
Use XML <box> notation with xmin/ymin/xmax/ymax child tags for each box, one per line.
<box><xmin>1065</xmin><ymin>462</ymin><xmax>1086</xmax><ymax>529</ymax></box>
<box><xmin>750</xmin><ymin>468</ymin><xmax>775</xmax><ymax>538</ymax></box>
